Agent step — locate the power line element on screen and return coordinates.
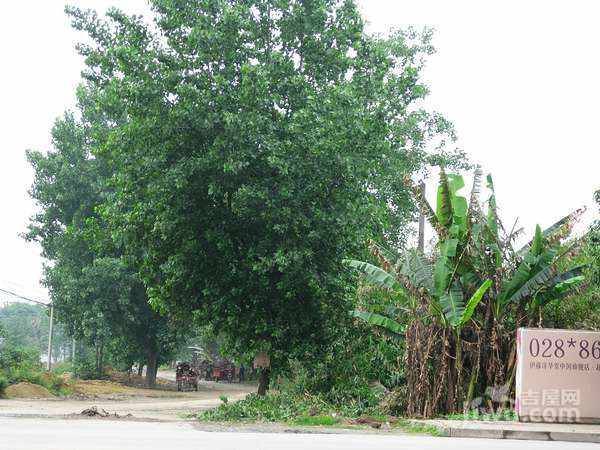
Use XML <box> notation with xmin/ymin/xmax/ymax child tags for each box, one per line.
<box><xmin>0</xmin><ymin>287</ymin><xmax>49</xmax><ymax>307</ymax></box>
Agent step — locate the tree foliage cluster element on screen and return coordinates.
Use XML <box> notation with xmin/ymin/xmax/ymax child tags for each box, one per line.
<box><xmin>27</xmin><ymin>116</ymin><xmax>186</xmax><ymax>386</ymax></box>
<box><xmin>27</xmin><ymin>0</ymin><xmax>460</xmax><ymax>393</ymax></box>
<box><xmin>0</xmin><ymin>302</ymin><xmax>70</xmax><ymax>362</ymax></box>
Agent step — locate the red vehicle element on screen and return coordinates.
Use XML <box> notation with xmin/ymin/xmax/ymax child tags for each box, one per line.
<box><xmin>211</xmin><ymin>361</ymin><xmax>235</xmax><ymax>383</ymax></box>
<box><xmin>176</xmin><ymin>362</ymin><xmax>199</xmax><ymax>391</ymax></box>
<box><xmin>189</xmin><ymin>347</ymin><xmax>239</xmax><ymax>383</ymax></box>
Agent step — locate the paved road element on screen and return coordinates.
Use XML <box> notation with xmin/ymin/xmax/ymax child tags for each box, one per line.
<box><xmin>0</xmin><ymin>418</ymin><xmax>597</xmax><ymax>450</ymax></box>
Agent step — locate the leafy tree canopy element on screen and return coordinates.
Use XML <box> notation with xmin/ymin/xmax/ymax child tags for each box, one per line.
<box><xmin>27</xmin><ymin>115</ymin><xmax>186</xmax><ymax>386</ymax></box>
<box><xmin>60</xmin><ymin>0</ymin><xmax>461</xmax><ymax>389</ymax></box>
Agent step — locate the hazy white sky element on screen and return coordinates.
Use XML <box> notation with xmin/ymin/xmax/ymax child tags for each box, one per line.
<box><xmin>0</xmin><ymin>1</ymin><xmax>598</xmax><ymax>302</ymax></box>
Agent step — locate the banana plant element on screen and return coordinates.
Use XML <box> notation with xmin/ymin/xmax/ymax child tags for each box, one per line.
<box><xmin>345</xmin><ymin>166</ymin><xmax>586</xmax><ymax>416</ymax></box>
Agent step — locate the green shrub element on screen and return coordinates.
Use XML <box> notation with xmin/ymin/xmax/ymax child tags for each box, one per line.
<box><xmin>73</xmin><ymin>357</ymin><xmax>100</xmax><ymax>380</ymax></box>
<box><xmin>199</xmin><ymin>390</ymin><xmax>387</xmax><ymax>424</ymax></box>
<box><xmin>0</xmin><ymin>346</ymin><xmax>40</xmax><ymax>371</ymax></box>
<box><xmin>6</xmin><ymin>366</ymin><xmax>40</xmax><ymax>385</ymax></box>
<box><xmin>291</xmin><ymin>415</ymin><xmax>340</xmax><ymax>426</ymax></box>
<box><xmin>51</xmin><ymin>361</ymin><xmax>73</xmax><ymax>375</ymax></box>
<box><xmin>0</xmin><ymin>373</ymin><xmax>8</xmax><ymax>397</ymax></box>
<box><xmin>4</xmin><ymin>366</ymin><xmax>70</xmax><ymax>396</ymax></box>
<box><xmin>445</xmin><ymin>409</ymin><xmax>517</xmax><ymax>422</ymax></box>
<box><xmin>199</xmin><ymin>392</ymin><xmax>331</xmax><ymax>422</ymax></box>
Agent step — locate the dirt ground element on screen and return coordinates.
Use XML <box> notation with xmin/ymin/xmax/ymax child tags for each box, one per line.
<box><xmin>0</xmin><ymin>371</ymin><xmax>255</xmax><ymax>421</ymax></box>
<box><xmin>4</xmin><ymin>383</ymin><xmax>55</xmax><ymax>399</ymax></box>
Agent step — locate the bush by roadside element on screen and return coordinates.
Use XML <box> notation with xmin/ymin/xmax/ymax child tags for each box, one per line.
<box><xmin>198</xmin><ymin>391</ymin><xmax>441</xmax><ymax>436</ymax></box>
<box><xmin>2</xmin><ymin>367</ymin><xmax>70</xmax><ymax>397</ymax></box>
<box><xmin>0</xmin><ymin>344</ymin><xmax>71</xmax><ymax>396</ymax></box>
<box><xmin>199</xmin><ymin>391</ymin><xmax>385</xmax><ymax>424</ymax></box>
<box><xmin>0</xmin><ymin>374</ymin><xmax>8</xmax><ymax>397</ymax></box>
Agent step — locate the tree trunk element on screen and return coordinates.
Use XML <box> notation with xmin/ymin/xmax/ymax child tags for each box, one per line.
<box><xmin>98</xmin><ymin>341</ymin><xmax>104</xmax><ymax>376</ymax></box>
<box><xmin>257</xmin><ymin>368</ymin><xmax>270</xmax><ymax>396</ymax></box>
<box><xmin>146</xmin><ymin>352</ymin><xmax>158</xmax><ymax>388</ymax></box>
<box><xmin>137</xmin><ymin>364</ymin><xmax>144</xmax><ymax>376</ymax></box>
<box><xmin>95</xmin><ymin>340</ymin><xmax>101</xmax><ymax>377</ymax></box>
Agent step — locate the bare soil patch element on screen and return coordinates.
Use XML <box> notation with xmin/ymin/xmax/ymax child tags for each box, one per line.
<box><xmin>5</xmin><ymin>382</ymin><xmax>55</xmax><ymax>399</ymax></box>
<box><xmin>0</xmin><ymin>378</ymin><xmax>256</xmax><ymax>421</ymax></box>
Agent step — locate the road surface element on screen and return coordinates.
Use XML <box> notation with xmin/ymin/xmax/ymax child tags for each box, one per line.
<box><xmin>0</xmin><ymin>380</ymin><xmax>254</xmax><ymax>421</ymax></box>
<box><xmin>0</xmin><ymin>418</ymin><xmax>596</xmax><ymax>450</ymax></box>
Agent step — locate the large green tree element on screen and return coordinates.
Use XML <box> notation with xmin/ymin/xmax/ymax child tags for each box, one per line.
<box><xmin>27</xmin><ymin>115</ymin><xmax>185</xmax><ymax>386</ymax></box>
<box><xmin>64</xmin><ymin>0</ymin><xmax>458</xmax><ymax>393</ymax></box>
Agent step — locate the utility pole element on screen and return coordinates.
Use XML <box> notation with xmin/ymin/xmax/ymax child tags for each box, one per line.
<box><xmin>418</xmin><ymin>181</ymin><xmax>426</xmax><ymax>252</ymax></box>
<box><xmin>47</xmin><ymin>304</ymin><xmax>54</xmax><ymax>371</ymax></box>
<box><xmin>72</xmin><ymin>337</ymin><xmax>76</xmax><ymax>361</ymax></box>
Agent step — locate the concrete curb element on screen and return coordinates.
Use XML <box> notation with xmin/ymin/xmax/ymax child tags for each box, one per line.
<box><xmin>416</xmin><ymin>420</ymin><xmax>600</xmax><ymax>443</ymax></box>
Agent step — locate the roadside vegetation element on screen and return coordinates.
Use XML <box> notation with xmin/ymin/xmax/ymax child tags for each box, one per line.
<box><xmin>0</xmin><ymin>339</ymin><xmax>70</xmax><ymax>397</ymax></box>
<box><xmin>199</xmin><ymin>391</ymin><xmax>440</xmax><ymax>435</ymax></box>
<box><xmin>347</xmin><ymin>169</ymin><xmax>587</xmax><ymax>416</ymax></box>
<box><xmin>10</xmin><ymin>0</ymin><xmax>598</xmax><ymax>427</ymax></box>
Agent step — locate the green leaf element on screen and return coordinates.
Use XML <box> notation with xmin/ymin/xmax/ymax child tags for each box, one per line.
<box><xmin>436</xmin><ymin>169</ymin><xmax>454</xmax><ymax>228</ymax></box>
<box><xmin>409</xmin><ymin>179</ymin><xmax>447</xmax><ymax>238</ymax></box>
<box><xmin>434</xmin><ymin>238</ymin><xmax>458</xmax><ymax>295</ymax></box>
<box><xmin>530</xmin><ymin>225</ymin><xmax>544</xmax><ymax>256</ymax></box>
<box><xmin>400</xmin><ymin>250</ymin><xmax>434</xmax><ymax>294</ymax></box>
<box><xmin>434</xmin><ymin>258</ymin><xmax>452</xmax><ymax>295</ymax></box>
<box><xmin>517</xmin><ymin>211</ymin><xmax>580</xmax><ymax>256</ymax></box>
<box><xmin>467</xmin><ymin>166</ymin><xmax>482</xmax><ymax>221</ymax></box>
<box><xmin>486</xmin><ymin>174</ymin><xmax>499</xmax><ymax>238</ymax></box>
<box><xmin>343</xmin><ymin>259</ymin><xmax>396</xmax><ymax>290</ymax></box>
<box><xmin>350</xmin><ymin>310</ymin><xmax>404</xmax><ymax>335</ymax></box>
<box><xmin>554</xmin><ymin>276</ymin><xmax>585</xmax><ymax>293</ymax></box>
<box><xmin>440</xmin><ymin>281</ymin><xmax>465</xmax><ymax>327</ymax></box>
<box><xmin>460</xmin><ymin>279</ymin><xmax>492</xmax><ymax>327</ymax></box>
<box><xmin>506</xmin><ymin>263</ymin><xmax>554</xmax><ymax>304</ymax></box>
<box><xmin>436</xmin><ymin>170</ymin><xmax>467</xmax><ymax>232</ymax></box>
<box><xmin>440</xmin><ymin>238</ymin><xmax>459</xmax><ymax>258</ymax></box>
<box><xmin>535</xmin><ymin>272</ymin><xmax>585</xmax><ymax>306</ymax></box>
<box><xmin>548</xmin><ymin>265</ymin><xmax>586</xmax><ymax>288</ymax></box>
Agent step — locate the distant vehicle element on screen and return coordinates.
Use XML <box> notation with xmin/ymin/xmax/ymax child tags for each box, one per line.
<box><xmin>175</xmin><ymin>362</ymin><xmax>198</xmax><ymax>391</ymax></box>
<box><xmin>189</xmin><ymin>347</ymin><xmax>238</xmax><ymax>383</ymax></box>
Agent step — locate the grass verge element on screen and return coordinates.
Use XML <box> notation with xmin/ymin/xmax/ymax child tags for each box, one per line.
<box><xmin>444</xmin><ymin>409</ymin><xmax>517</xmax><ymax>421</ymax></box>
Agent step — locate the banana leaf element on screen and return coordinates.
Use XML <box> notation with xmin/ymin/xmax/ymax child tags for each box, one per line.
<box><xmin>440</xmin><ymin>281</ymin><xmax>465</xmax><ymax>327</ymax></box>
<box><xmin>350</xmin><ymin>310</ymin><xmax>404</xmax><ymax>335</ymax></box>
<box><xmin>437</xmin><ymin>170</ymin><xmax>468</xmax><ymax>236</ymax></box>
<box><xmin>459</xmin><ymin>279</ymin><xmax>492</xmax><ymax>327</ymax></box>
<box><xmin>547</xmin><ymin>265</ymin><xmax>587</xmax><ymax>288</ymax></box>
<box><xmin>506</xmin><ymin>263</ymin><xmax>555</xmax><ymax>304</ymax></box>
<box><xmin>400</xmin><ymin>249</ymin><xmax>434</xmax><ymax>294</ymax></box>
<box><xmin>486</xmin><ymin>174</ymin><xmax>499</xmax><ymax>240</ymax></box>
<box><xmin>467</xmin><ymin>166</ymin><xmax>483</xmax><ymax>221</ymax></box>
<box><xmin>498</xmin><ymin>254</ymin><xmax>535</xmax><ymax>306</ymax></box>
<box><xmin>530</xmin><ymin>225</ymin><xmax>544</xmax><ymax>257</ymax></box>
<box><xmin>344</xmin><ymin>259</ymin><xmax>396</xmax><ymax>290</ymax></box>
<box><xmin>535</xmin><ymin>274</ymin><xmax>585</xmax><ymax>306</ymax></box>
<box><xmin>437</xmin><ymin>169</ymin><xmax>454</xmax><ymax>228</ymax></box>
<box><xmin>407</xmin><ymin>177</ymin><xmax>447</xmax><ymax>238</ymax></box>
<box><xmin>434</xmin><ymin>258</ymin><xmax>452</xmax><ymax>295</ymax></box>
<box><xmin>517</xmin><ymin>211</ymin><xmax>580</xmax><ymax>257</ymax></box>
<box><xmin>485</xmin><ymin>174</ymin><xmax>502</xmax><ymax>267</ymax></box>
<box><xmin>554</xmin><ymin>275</ymin><xmax>585</xmax><ymax>292</ymax></box>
